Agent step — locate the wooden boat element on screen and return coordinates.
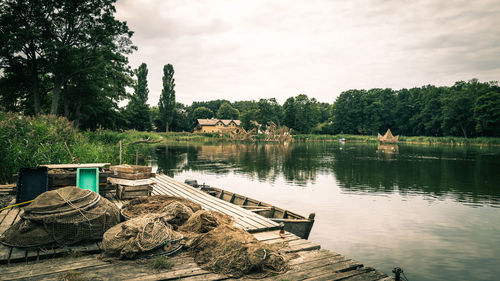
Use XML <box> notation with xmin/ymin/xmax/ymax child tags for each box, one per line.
<box><xmin>190</xmin><ymin>183</ymin><xmax>315</xmax><ymax>239</ymax></box>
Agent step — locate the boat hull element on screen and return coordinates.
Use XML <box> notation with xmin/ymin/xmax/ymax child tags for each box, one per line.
<box><xmin>200</xmin><ymin>186</ymin><xmax>315</xmax><ymax>239</ymax></box>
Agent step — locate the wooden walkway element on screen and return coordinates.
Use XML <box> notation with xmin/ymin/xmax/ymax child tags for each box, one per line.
<box><xmin>152</xmin><ymin>174</ymin><xmax>280</xmax><ymax>233</ymax></box>
<box><xmin>0</xmin><ymin>228</ymin><xmax>391</xmax><ymax>281</ymax></box>
<box><xmin>0</xmin><ymin>175</ymin><xmax>392</xmax><ymax>280</ymax></box>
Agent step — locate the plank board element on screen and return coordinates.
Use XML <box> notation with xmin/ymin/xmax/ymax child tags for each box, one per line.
<box><xmin>154</xmin><ymin>174</ymin><xmax>279</xmax><ymax>232</ymax></box>
<box><xmin>40</xmin><ymin>163</ymin><xmax>110</xmax><ymax>169</ymax></box>
<box><xmin>0</xmin><ymin>207</ymin><xmax>20</xmax><ymax>235</ymax></box>
<box><xmin>108</xmin><ymin>177</ymin><xmax>156</xmax><ymax>186</ymax></box>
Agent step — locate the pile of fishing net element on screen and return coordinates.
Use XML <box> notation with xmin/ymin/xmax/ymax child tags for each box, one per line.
<box><xmin>103</xmin><ymin>195</ymin><xmax>200</xmax><ymax>258</ymax></box>
<box><xmin>181</xmin><ymin>211</ymin><xmax>288</xmax><ymax>278</ymax></box>
<box><xmin>121</xmin><ymin>195</ymin><xmax>202</xmax><ymax>224</ymax></box>
<box><xmin>102</xmin><ymin>213</ymin><xmax>183</xmax><ymax>259</ymax></box>
<box><xmin>104</xmin><ymin>195</ymin><xmax>289</xmax><ymax>277</ymax></box>
<box><xmin>0</xmin><ymin>186</ymin><xmax>120</xmax><ymax>248</ymax></box>
<box><xmin>179</xmin><ymin>209</ymin><xmax>232</xmax><ymax>233</ymax></box>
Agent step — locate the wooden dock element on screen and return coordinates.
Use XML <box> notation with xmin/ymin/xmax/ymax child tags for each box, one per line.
<box><xmin>0</xmin><ymin>174</ymin><xmax>393</xmax><ymax>280</ymax></box>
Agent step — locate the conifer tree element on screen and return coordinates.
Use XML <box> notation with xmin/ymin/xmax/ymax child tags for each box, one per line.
<box><xmin>158</xmin><ymin>64</ymin><xmax>176</xmax><ymax>132</ymax></box>
<box><xmin>126</xmin><ymin>63</ymin><xmax>151</xmax><ymax>131</ymax></box>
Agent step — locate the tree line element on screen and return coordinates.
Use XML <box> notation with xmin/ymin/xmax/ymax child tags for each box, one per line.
<box><xmin>1</xmin><ymin>1</ymin><xmax>499</xmax><ymax>137</ymax></box>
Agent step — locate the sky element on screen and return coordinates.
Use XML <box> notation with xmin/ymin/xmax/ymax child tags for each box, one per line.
<box><xmin>115</xmin><ymin>0</ymin><xmax>500</xmax><ymax>106</ymax></box>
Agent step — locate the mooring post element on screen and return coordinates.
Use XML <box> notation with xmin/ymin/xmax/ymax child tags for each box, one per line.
<box><xmin>119</xmin><ymin>140</ymin><xmax>122</xmax><ymax>165</ymax></box>
<box><xmin>393</xmin><ymin>267</ymin><xmax>403</xmax><ymax>281</ymax></box>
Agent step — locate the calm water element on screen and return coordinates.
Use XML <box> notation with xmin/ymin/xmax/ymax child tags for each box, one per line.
<box><xmin>150</xmin><ymin>142</ymin><xmax>500</xmax><ymax>281</ymax></box>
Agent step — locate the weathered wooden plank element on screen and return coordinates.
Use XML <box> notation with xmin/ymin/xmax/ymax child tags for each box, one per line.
<box><xmin>304</xmin><ymin>267</ymin><xmax>385</xmax><ymax>281</ymax></box>
<box><xmin>156</xmin><ymin>175</ymin><xmax>278</xmax><ymax>230</ymax></box>
<box><xmin>0</xmin><ymin>245</ymin><xmax>12</xmax><ymax>262</ymax></box>
<box><xmin>262</xmin><ymin>235</ymin><xmax>302</xmax><ymax>245</ymax></box>
<box><xmin>153</xmin><ymin>180</ymin><xmax>258</xmax><ymax>230</ymax></box>
<box><xmin>40</xmin><ymin>163</ymin><xmax>110</xmax><ymax>169</ymax></box>
<box><xmin>1</xmin><ymin>259</ymin><xmax>107</xmax><ymax>280</ymax></box>
<box><xmin>0</xmin><ymin>254</ymin><xmax>101</xmax><ymax>275</ymax></box>
<box><xmin>0</xmin><ymin>207</ymin><xmax>20</xmax><ymax>235</ymax></box>
<box><xmin>152</xmin><ymin>183</ymin><xmax>254</xmax><ymax>229</ymax></box>
<box><xmin>153</xmin><ymin>180</ymin><xmax>258</xmax><ymax>229</ymax></box>
<box><xmin>124</xmin><ymin>266</ymin><xmax>212</xmax><ymax>281</ymax></box>
<box><xmin>109</xmin><ymin>164</ymin><xmax>152</xmax><ymax>174</ymax></box>
<box><xmin>287</xmin><ymin>249</ymin><xmax>343</xmax><ymax>266</ymax></box>
<box><xmin>12</xmin><ymin>208</ymin><xmax>23</xmax><ymax>225</ymax></box>
<box><xmin>110</xmin><ymin>172</ymin><xmax>155</xmax><ymax>180</ymax></box>
<box><xmin>176</xmin><ymin>273</ymin><xmax>229</xmax><ymax>281</ymax></box>
<box><xmin>335</xmin><ymin>268</ymin><xmax>388</xmax><ymax>281</ymax></box>
<box><xmin>285</xmin><ymin>239</ymin><xmax>321</xmax><ymax>253</ymax></box>
<box><xmin>7</xmin><ymin>247</ymin><xmax>27</xmax><ymax>263</ymax></box>
<box><xmin>259</xmin><ymin>258</ymin><xmax>364</xmax><ymax>281</ymax></box>
<box><xmin>0</xmin><ymin>199</ymin><xmax>15</xmax><ymax>226</ymax></box>
<box><xmin>108</xmin><ymin>177</ymin><xmax>156</xmax><ymax>186</ymax></box>
<box><xmin>253</xmin><ymin>230</ymin><xmax>296</xmax><ymax>241</ymax></box>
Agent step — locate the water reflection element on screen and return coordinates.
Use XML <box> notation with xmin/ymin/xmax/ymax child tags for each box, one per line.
<box><xmin>153</xmin><ymin>142</ymin><xmax>500</xmax><ymax>206</ymax></box>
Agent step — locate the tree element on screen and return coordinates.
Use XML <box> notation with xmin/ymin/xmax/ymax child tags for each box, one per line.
<box><xmin>0</xmin><ymin>0</ymin><xmax>135</xmax><ymax>117</ymax></box>
<box><xmin>441</xmin><ymin>80</ymin><xmax>488</xmax><ymax>138</ymax></box>
<box><xmin>0</xmin><ymin>0</ymin><xmax>50</xmax><ymax>115</ymax></box>
<box><xmin>216</xmin><ymin>102</ymin><xmax>239</xmax><ymax>119</ymax></box>
<box><xmin>191</xmin><ymin>106</ymin><xmax>214</xmax><ymax>120</ymax></box>
<box><xmin>158</xmin><ymin>64</ymin><xmax>176</xmax><ymax>132</ymax></box>
<box><xmin>474</xmin><ymin>88</ymin><xmax>500</xmax><ymax>136</ymax></box>
<box><xmin>257</xmin><ymin>98</ymin><xmax>282</xmax><ymax>128</ymax></box>
<box><xmin>283</xmin><ymin>94</ymin><xmax>320</xmax><ymax>133</ymax></box>
<box><xmin>126</xmin><ymin>63</ymin><xmax>151</xmax><ymax>131</ymax></box>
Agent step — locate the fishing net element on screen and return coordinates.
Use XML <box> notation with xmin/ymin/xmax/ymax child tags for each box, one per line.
<box><xmin>179</xmin><ymin>209</ymin><xmax>232</xmax><ymax>234</ymax></box>
<box><xmin>102</xmin><ymin>213</ymin><xmax>183</xmax><ymax>259</ymax></box>
<box><xmin>0</xmin><ymin>186</ymin><xmax>120</xmax><ymax>248</ymax></box>
<box><xmin>185</xmin><ymin>223</ymin><xmax>288</xmax><ymax>277</ymax></box>
<box><xmin>121</xmin><ymin>195</ymin><xmax>202</xmax><ymax>220</ymax></box>
<box><xmin>161</xmin><ymin>201</ymin><xmax>194</xmax><ymax>228</ymax></box>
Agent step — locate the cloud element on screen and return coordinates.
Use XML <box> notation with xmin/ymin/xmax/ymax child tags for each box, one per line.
<box><xmin>115</xmin><ymin>0</ymin><xmax>500</xmax><ymax>106</ymax></box>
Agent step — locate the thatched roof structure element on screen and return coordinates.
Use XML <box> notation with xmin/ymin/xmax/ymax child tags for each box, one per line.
<box><xmin>378</xmin><ymin>129</ymin><xmax>399</xmax><ymax>143</ymax></box>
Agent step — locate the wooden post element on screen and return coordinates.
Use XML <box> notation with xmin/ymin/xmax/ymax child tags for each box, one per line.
<box><xmin>119</xmin><ymin>140</ymin><xmax>122</xmax><ymax>165</ymax></box>
<box><xmin>135</xmin><ymin>150</ymin><xmax>138</xmax><ymax>165</ymax></box>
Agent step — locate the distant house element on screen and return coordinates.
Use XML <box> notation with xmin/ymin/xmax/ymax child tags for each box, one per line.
<box><xmin>194</xmin><ymin>118</ymin><xmax>242</xmax><ymax>133</ymax></box>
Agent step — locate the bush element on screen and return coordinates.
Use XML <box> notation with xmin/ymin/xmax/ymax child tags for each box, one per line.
<box><xmin>0</xmin><ymin>113</ymin><xmax>79</xmax><ymax>183</ymax></box>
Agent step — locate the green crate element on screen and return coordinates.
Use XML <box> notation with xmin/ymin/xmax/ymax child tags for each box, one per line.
<box><xmin>76</xmin><ymin>168</ymin><xmax>99</xmax><ymax>193</ymax></box>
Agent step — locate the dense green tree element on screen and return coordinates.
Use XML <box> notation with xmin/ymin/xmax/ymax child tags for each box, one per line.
<box><xmin>191</xmin><ymin>106</ymin><xmax>214</xmax><ymax>120</ymax></box>
<box><xmin>158</xmin><ymin>64</ymin><xmax>176</xmax><ymax>132</ymax></box>
<box><xmin>0</xmin><ymin>0</ymin><xmax>135</xmax><ymax>116</ymax></box>
<box><xmin>331</xmin><ymin>90</ymin><xmax>364</xmax><ymax>134</ymax></box>
<box><xmin>257</xmin><ymin>98</ymin><xmax>282</xmax><ymax>128</ymax></box>
<box><xmin>125</xmin><ymin>63</ymin><xmax>151</xmax><ymax>131</ymax></box>
<box><xmin>171</xmin><ymin>103</ymin><xmax>191</xmax><ymax>132</ymax></box>
<box><xmin>192</xmin><ymin>100</ymin><xmax>231</xmax><ymax>115</ymax></box>
<box><xmin>216</xmin><ymin>102</ymin><xmax>240</xmax><ymax>119</ymax></box>
<box><xmin>283</xmin><ymin>94</ymin><xmax>320</xmax><ymax>133</ymax></box>
<box><xmin>0</xmin><ymin>0</ymin><xmax>50</xmax><ymax>114</ymax></box>
<box><xmin>474</xmin><ymin>88</ymin><xmax>500</xmax><ymax>136</ymax></box>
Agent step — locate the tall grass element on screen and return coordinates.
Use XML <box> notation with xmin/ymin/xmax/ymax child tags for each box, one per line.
<box><xmin>0</xmin><ymin>113</ymin><xmax>153</xmax><ymax>183</ymax></box>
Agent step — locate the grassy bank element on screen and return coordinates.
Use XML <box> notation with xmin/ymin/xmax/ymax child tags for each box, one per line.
<box><xmin>2</xmin><ymin>112</ymin><xmax>499</xmax><ymax>182</ymax></box>
<box><xmin>0</xmin><ymin>112</ymin><xmax>228</xmax><ymax>183</ymax></box>
<box><xmin>0</xmin><ymin>113</ymin><xmax>152</xmax><ymax>183</ymax></box>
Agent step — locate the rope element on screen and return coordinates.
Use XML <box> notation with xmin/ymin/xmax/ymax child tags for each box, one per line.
<box><xmin>0</xmin><ymin>200</ymin><xmax>33</xmax><ymax>212</ymax></box>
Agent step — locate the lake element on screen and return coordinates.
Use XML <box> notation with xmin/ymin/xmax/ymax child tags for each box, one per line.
<box><xmin>149</xmin><ymin>141</ymin><xmax>500</xmax><ymax>281</ymax></box>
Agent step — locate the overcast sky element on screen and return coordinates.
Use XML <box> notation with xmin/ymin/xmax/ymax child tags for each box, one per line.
<box><xmin>115</xmin><ymin>0</ymin><xmax>500</xmax><ymax>106</ymax></box>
